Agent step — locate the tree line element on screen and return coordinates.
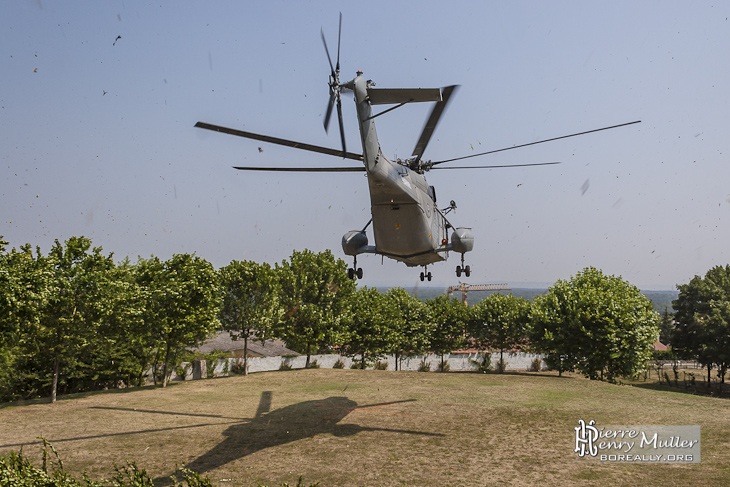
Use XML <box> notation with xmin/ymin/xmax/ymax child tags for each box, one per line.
<box><xmin>3</xmin><ymin>235</ymin><xmax>723</xmax><ymax>403</ymax></box>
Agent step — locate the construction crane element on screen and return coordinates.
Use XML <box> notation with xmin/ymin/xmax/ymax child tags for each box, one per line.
<box><xmin>447</xmin><ymin>283</ymin><xmax>511</xmax><ymax>306</ymax></box>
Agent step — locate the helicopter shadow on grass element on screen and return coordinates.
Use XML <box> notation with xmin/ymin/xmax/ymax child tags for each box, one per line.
<box><xmin>156</xmin><ymin>393</ymin><xmax>442</xmax><ymax>484</ymax></box>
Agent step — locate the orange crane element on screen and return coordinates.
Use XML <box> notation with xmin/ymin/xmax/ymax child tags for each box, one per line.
<box><xmin>447</xmin><ymin>283</ymin><xmax>511</xmax><ymax>306</ymax></box>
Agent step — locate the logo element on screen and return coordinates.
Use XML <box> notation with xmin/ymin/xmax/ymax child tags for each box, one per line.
<box><xmin>574</xmin><ymin>419</ymin><xmax>599</xmax><ymax>457</ymax></box>
<box><xmin>574</xmin><ymin>420</ymin><xmax>701</xmax><ymax>463</ymax></box>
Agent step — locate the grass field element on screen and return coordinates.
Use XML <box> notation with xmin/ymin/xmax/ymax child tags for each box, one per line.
<box><xmin>1</xmin><ymin>369</ymin><xmax>729</xmax><ymax>486</ymax></box>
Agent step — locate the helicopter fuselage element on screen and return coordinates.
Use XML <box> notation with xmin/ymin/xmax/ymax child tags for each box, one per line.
<box><xmin>340</xmin><ymin>72</ymin><xmax>471</xmax><ymax>268</ymax></box>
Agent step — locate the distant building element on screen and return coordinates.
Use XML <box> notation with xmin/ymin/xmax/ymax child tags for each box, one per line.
<box><xmin>195</xmin><ymin>331</ymin><xmax>298</xmax><ymax>358</ymax></box>
<box><xmin>653</xmin><ymin>341</ymin><xmax>668</xmax><ymax>352</ymax></box>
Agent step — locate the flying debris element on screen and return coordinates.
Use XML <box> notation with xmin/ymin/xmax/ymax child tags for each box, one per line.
<box><xmin>195</xmin><ymin>13</ymin><xmax>640</xmax><ymax>282</ymax></box>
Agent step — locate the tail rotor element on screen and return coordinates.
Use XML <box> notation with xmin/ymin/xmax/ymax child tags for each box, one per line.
<box><xmin>321</xmin><ymin>13</ymin><xmax>347</xmax><ymax>157</ymax></box>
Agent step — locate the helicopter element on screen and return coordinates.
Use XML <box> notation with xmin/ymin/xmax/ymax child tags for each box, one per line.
<box><xmin>195</xmin><ymin>14</ymin><xmax>640</xmax><ymax>282</ymax></box>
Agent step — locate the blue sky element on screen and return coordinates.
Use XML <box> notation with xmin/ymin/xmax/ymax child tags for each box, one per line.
<box><xmin>2</xmin><ymin>1</ymin><xmax>729</xmax><ymax>290</ymax></box>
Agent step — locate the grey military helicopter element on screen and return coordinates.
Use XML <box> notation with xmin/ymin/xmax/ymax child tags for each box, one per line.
<box><xmin>196</xmin><ymin>14</ymin><xmax>639</xmax><ymax>282</ymax></box>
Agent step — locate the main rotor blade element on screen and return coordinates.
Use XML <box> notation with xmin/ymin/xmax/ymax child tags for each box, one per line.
<box><xmin>195</xmin><ymin>122</ymin><xmax>363</xmax><ymax>161</ymax></box>
<box><xmin>412</xmin><ymin>85</ymin><xmax>459</xmax><ymax>164</ymax></box>
<box><xmin>430</xmin><ymin>120</ymin><xmax>641</xmax><ymax>167</ymax></box>
<box><xmin>429</xmin><ymin>161</ymin><xmax>561</xmax><ymax>170</ymax></box>
<box><xmin>233</xmin><ymin>166</ymin><xmax>364</xmax><ymax>172</ymax></box>
<box><xmin>336</xmin><ymin>95</ymin><xmax>347</xmax><ymax>156</ymax></box>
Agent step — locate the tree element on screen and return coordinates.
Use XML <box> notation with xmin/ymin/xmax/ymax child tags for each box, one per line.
<box><xmin>276</xmin><ymin>249</ymin><xmax>355</xmax><ymax>368</ymax></box>
<box><xmin>530</xmin><ymin>267</ymin><xmax>659</xmax><ymax>382</ymax></box>
<box><xmin>136</xmin><ymin>254</ymin><xmax>221</xmax><ymax>388</ymax></box>
<box><xmin>657</xmin><ymin>308</ymin><xmax>675</xmax><ymax>345</ymax></box>
<box><xmin>44</xmin><ymin>237</ymin><xmax>120</xmax><ymax>402</ymax></box>
<box><xmin>426</xmin><ymin>295</ymin><xmax>469</xmax><ymax>372</ymax></box>
<box><xmin>342</xmin><ymin>287</ymin><xmax>399</xmax><ymax>368</ymax></box>
<box><xmin>672</xmin><ymin>265</ymin><xmax>730</xmax><ymax>387</ymax></box>
<box><xmin>0</xmin><ymin>238</ymin><xmax>123</xmax><ymax>401</ymax></box>
<box><xmin>384</xmin><ymin>288</ymin><xmax>433</xmax><ymax>371</ymax></box>
<box><xmin>218</xmin><ymin>260</ymin><xmax>280</xmax><ymax>376</ymax></box>
<box><xmin>470</xmin><ymin>293</ymin><xmax>531</xmax><ymax>372</ymax></box>
<box><xmin>0</xmin><ymin>241</ymin><xmax>52</xmax><ymax>401</ymax></box>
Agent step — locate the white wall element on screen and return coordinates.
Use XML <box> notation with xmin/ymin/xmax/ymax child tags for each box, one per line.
<box><xmin>202</xmin><ymin>352</ymin><xmax>546</xmax><ymax>377</ymax></box>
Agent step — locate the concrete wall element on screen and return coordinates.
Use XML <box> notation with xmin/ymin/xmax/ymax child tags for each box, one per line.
<box><xmin>210</xmin><ymin>352</ymin><xmax>545</xmax><ymax>376</ymax></box>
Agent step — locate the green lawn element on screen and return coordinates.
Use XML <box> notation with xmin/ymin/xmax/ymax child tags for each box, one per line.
<box><xmin>1</xmin><ymin>369</ymin><xmax>729</xmax><ymax>486</ymax></box>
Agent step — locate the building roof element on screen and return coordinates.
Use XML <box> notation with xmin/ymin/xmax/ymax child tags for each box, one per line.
<box><xmin>195</xmin><ymin>331</ymin><xmax>298</xmax><ymax>357</ymax></box>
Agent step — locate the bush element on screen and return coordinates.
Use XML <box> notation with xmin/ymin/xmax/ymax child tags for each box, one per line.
<box><xmin>374</xmin><ymin>361</ymin><xmax>388</xmax><ymax>370</ymax></box>
<box><xmin>230</xmin><ymin>361</ymin><xmax>247</xmax><ymax>375</ymax></box>
<box><xmin>333</xmin><ymin>358</ymin><xmax>345</xmax><ymax>369</ymax></box>
<box><xmin>174</xmin><ymin>363</ymin><xmax>191</xmax><ymax>380</ymax></box>
<box><xmin>529</xmin><ymin>357</ymin><xmax>542</xmax><ymax>372</ymax></box>
<box><xmin>279</xmin><ymin>362</ymin><xmax>293</xmax><ymax>371</ymax></box>
<box><xmin>437</xmin><ymin>360</ymin><xmax>450</xmax><ymax>372</ymax></box>
<box><xmin>495</xmin><ymin>358</ymin><xmax>507</xmax><ymax>373</ymax></box>
<box><xmin>307</xmin><ymin>359</ymin><xmax>320</xmax><ymax>369</ymax></box>
<box><xmin>418</xmin><ymin>359</ymin><xmax>431</xmax><ymax>372</ymax></box>
<box><xmin>0</xmin><ymin>439</ymin><xmax>226</xmax><ymax>487</ymax></box>
<box><xmin>470</xmin><ymin>354</ymin><xmax>491</xmax><ymax>373</ymax></box>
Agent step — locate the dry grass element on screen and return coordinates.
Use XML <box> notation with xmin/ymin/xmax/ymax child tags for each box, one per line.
<box><xmin>1</xmin><ymin>369</ymin><xmax>729</xmax><ymax>486</ymax></box>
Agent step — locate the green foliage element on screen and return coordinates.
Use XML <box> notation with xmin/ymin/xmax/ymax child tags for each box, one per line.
<box><xmin>332</xmin><ymin>358</ymin><xmax>345</xmax><ymax>369</ymax></box>
<box><xmin>374</xmin><ymin>360</ymin><xmax>388</xmax><ymax>370</ymax></box>
<box><xmin>0</xmin><ymin>237</ymin><xmax>150</xmax><ymax>402</ymax></box>
<box><xmin>111</xmin><ymin>462</ymin><xmax>155</xmax><ymax>486</ymax></box>
<box><xmin>495</xmin><ymin>357</ymin><xmax>506</xmax><ymax>373</ymax></box>
<box><xmin>167</xmin><ymin>465</ymin><xmax>215</xmax><ymax>487</ymax></box>
<box><xmin>384</xmin><ymin>288</ymin><xmax>434</xmax><ymax>370</ymax></box>
<box><xmin>342</xmin><ymin>287</ymin><xmax>398</xmax><ymax>368</ymax></box>
<box><xmin>672</xmin><ymin>264</ymin><xmax>730</xmax><ymax>384</ymax></box>
<box><xmin>276</xmin><ymin>249</ymin><xmax>355</xmax><ymax>367</ymax></box>
<box><xmin>470</xmin><ymin>354</ymin><xmax>491</xmax><ymax>373</ymax></box>
<box><xmin>219</xmin><ymin>260</ymin><xmax>279</xmax><ymax>376</ymax></box>
<box><xmin>469</xmin><ymin>293</ymin><xmax>531</xmax><ymax>372</ymax></box>
<box><xmin>418</xmin><ymin>359</ymin><xmax>431</xmax><ymax>372</ymax></box>
<box><xmin>529</xmin><ymin>357</ymin><xmax>542</xmax><ymax>372</ymax></box>
<box><xmin>307</xmin><ymin>359</ymin><xmax>320</xmax><ymax>369</ymax></box>
<box><xmin>135</xmin><ymin>253</ymin><xmax>221</xmax><ymax>388</ymax></box>
<box><xmin>0</xmin><ymin>440</ymin><xmax>215</xmax><ymax>487</ymax></box>
<box><xmin>437</xmin><ymin>360</ymin><xmax>450</xmax><ymax>372</ymax></box>
<box><xmin>530</xmin><ymin>267</ymin><xmax>659</xmax><ymax>382</ymax></box>
<box><xmin>230</xmin><ymin>361</ymin><xmax>247</xmax><ymax>375</ymax></box>
<box><xmin>426</xmin><ymin>295</ymin><xmax>469</xmax><ymax>372</ymax></box>
<box><xmin>657</xmin><ymin>307</ymin><xmax>675</xmax><ymax>345</ymax></box>
<box><xmin>278</xmin><ymin>362</ymin><xmax>293</xmax><ymax>371</ymax></box>
<box><xmin>651</xmin><ymin>349</ymin><xmax>675</xmax><ymax>361</ymax></box>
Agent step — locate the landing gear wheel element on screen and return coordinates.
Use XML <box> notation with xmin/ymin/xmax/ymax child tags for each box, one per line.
<box><xmin>356</xmin><ymin>268</ymin><xmax>363</xmax><ymax>279</ymax></box>
<box><xmin>427</xmin><ymin>272</ymin><xmax>432</xmax><ymax>282</ymax></box>
<box><xmin>457</xmin><ymin>253</ymin><xmax>471</xmax><ymax>278</ymax></box>
<box><xmin>420</xmin><ymin>272</ymin><xmax>425</xmax><ymax>282</ymax></box>
<box><xmin>348</xmin><ymin>268</ymin><xmax>355</xmax><ymax>280</ymax></box>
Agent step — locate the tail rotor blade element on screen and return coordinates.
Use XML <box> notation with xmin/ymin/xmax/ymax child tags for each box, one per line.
<box><xmin>324</xmin><ymin>88</ymin><xmax>336</xmax><ymax>133</ymax></box>
<box><xmin>336</xmin><ymin>12</ymin><xmax>342</xmax><ymax>73</ymax></box>
<box><xmin>336</xmin><ymin>94</ymin><xmax>346</xmax><ymax>156</ymax></box>
<box><xmin>321</xmin><ymin>28</ymin><xmax>335</xmax><ymax>76</ymax></box>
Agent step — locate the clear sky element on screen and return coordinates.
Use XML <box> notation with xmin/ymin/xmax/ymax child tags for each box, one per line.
<box><xmin>2</xmin><ymin>1</ymin><xmax>729</xmax><ymax>290</ymax></box>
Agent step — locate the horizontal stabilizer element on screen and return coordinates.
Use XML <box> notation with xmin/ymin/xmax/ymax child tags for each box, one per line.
<box><xmin>367</xmin><ymin>88</ymin><xmax>442</xmax><ymax>105</ymax></box>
